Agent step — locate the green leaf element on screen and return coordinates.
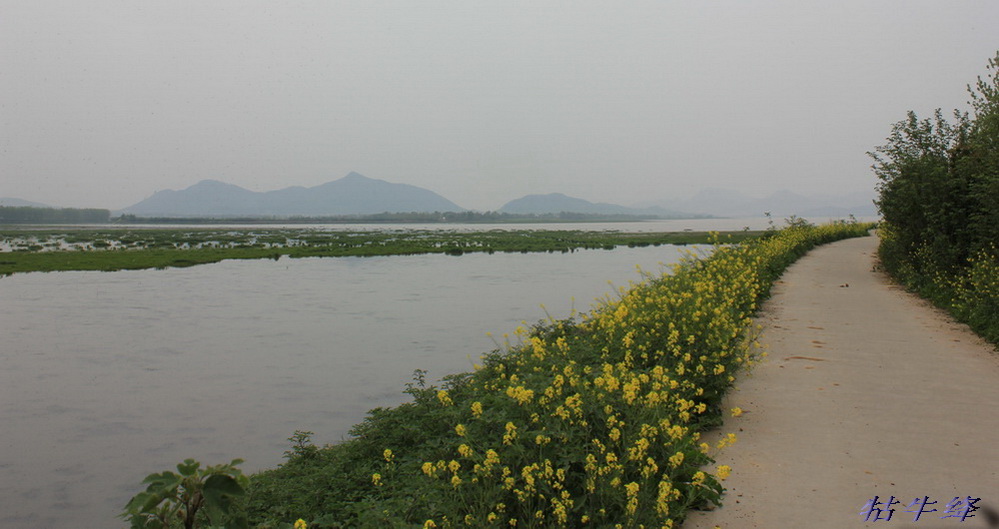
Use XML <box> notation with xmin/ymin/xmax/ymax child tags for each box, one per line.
<box><xmin>176</xmin><ymin>458</ymin><xmax>200</xmax><ymax>476</ymax></box>
<box><xmin>204</xmin><ymin>474</ymin><xmax>245</xmax><ymax>499</ymax></box>
<box><xmin>203</xmin><ymin>473</ymin><xmax>246</xmax><ymax>516</ymax></box>
<box><xmin>142</xmin><ymin>470</ymin><xmax>180</xmax><ymax>487</ymax></box>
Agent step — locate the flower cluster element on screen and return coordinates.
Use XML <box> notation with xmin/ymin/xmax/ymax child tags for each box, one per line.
<box><xmin>274</xmin><ymin>223</ymin><xmax>872</xmax><ymax>528</ymax></box>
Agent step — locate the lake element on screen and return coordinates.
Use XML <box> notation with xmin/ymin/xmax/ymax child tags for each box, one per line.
<box><xmin>0</xmin><ymin>242</ymin><xmax>702</xmax><ymax>527</ymax></box>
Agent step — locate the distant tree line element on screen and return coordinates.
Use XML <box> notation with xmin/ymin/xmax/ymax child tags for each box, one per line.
<box><xmin>114</xmin><ymin>210</ymin><xmax>673</xmax><ymax>224</ymax></box>
<box><xmin>870</xmin><ymin>52</ymin><xmax>999</xmax><ymax>343</ymax></box>
<box><xmin>0</xmin><ymin>206</ymin><xmax>110</xmax><ymax>224</ymax></box>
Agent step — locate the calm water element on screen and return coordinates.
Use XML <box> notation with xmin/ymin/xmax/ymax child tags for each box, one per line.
<box><xmin>0</xmin><ymin>244</ymin><xmax>699</xmax><ymax>527</ymax></box>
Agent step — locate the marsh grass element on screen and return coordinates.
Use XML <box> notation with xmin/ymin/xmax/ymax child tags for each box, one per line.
<box><xmin>0</xmin><ymin>229</ymin><xmax>761</xmax><ymax>276</ymax></box>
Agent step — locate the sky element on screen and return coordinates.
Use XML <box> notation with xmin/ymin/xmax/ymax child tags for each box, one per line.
<box><xmin>2</xmin><ymin>1</ymin><xmax>997</xmax><ymax>211</ymax></box>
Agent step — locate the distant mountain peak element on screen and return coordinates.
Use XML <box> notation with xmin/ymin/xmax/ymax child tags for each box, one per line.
<box><xmin>190</xmin><ymin>179</ymin><xmax>243</xmax><ymax>189</ymax></box>
<box><xmin>0</xmin><ymin>197</ymin><xmax>52</xmax><ymax>208</ymax></box>
<box><xmin>121</xmin><ymin>172</ymin><xmax>464</xmax><ymax>217</ymax></box>
<box><xmin>499</xmin><ymin>192</ymin><xmax>695</xmax><ymax>218</ymax></box>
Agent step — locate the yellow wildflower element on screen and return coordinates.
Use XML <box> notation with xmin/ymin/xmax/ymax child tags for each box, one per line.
<box><xmin>503</xmin><ymin>422</ymin><xmax>518</xmax><ymax>445</ymax></box>
<box><xmin>625</xmin><ymin>482</ymin><xmax>640</xmax><ymax>514</ymax></box>
<box><xmin>717</xmin><ymin>432</ymin><xmax>738</xmax><ymax>449</ymax></box>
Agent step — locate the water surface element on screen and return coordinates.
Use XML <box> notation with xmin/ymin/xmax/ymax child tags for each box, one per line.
<box><xmin>0</xmin><ymin>245</ymin><xmax>695</xmax><ymax>527</ymax></box>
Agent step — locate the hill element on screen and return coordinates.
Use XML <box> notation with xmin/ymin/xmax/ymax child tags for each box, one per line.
<box><xmin>498</xmin><ymin>193</ymin><xmax>697</xmax><ymax>218</ymax></box>
<box><xmin>120</xmin><ymin>172</ymin><xmax>465</xmax><ymax>217</ymax></box>
<box><xmin>0</xmin><ymin>197</ymin><xmax>51</xmax><ymax>208</ymax></box>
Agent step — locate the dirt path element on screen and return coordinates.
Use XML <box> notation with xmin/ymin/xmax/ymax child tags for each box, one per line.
<box><xmin>683</xmin><ymin>234</ymin><xmax>999</xmax><ymax>528</ymax></box>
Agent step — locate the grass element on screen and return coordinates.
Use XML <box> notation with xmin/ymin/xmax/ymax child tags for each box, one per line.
<box><xmin>0</xmin><ymin>228</ymin><xmax>763</xmax><ymax>276</ymax></box>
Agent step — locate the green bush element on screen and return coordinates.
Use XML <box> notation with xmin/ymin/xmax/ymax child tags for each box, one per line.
<box><xmin>870</xmin><ymin>52</ymin><xmax>999</xmax><ymax>345</ymax></box>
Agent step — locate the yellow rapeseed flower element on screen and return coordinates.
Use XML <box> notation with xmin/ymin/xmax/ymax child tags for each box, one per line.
<box><xmin>294</xmin><ymin>519</ymin><xmax>307</xmax><ymax>529</ymax></box>
<box><xmin>503</xmin><ymin>422</ymin><xmax>518</xmax><ymax>445</ymax></box>
<box><xmin>717</xmin><ymin>432</ymin><xmax>738</xmax><ymax>449</ymax></box>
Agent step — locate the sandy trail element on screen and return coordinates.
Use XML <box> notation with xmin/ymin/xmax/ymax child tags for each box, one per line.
<box><xmin>683</xmin><ymin>234</ymin><xmax>999</xmax><ymax>528</ymax></box>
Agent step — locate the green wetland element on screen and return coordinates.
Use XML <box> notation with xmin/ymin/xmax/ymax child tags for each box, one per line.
<box><xmin>0</xmin><ymin>227</ymin><xmax>760</xmax><ymax>276</ymax></box>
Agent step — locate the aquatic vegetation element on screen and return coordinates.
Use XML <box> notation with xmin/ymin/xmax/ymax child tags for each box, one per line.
<box><xmin>0</xmin><ymin>228</ymin><xmax>760</xmax><ymax>276</ymax></box>
<box><xmin>236</xmin><ymin>221</ymin><xmax>871</xmax><ymax>528</ymax></box>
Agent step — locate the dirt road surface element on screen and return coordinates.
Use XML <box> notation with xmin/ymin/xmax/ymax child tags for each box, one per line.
<box><xmin>683</xmin><ymin>234</ymin><xmax>999</xmax><ymax>528</ymax></box>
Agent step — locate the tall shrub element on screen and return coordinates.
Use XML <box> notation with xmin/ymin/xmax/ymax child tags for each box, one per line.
<box><xmin>870</xmin><ymin>52</ymin><xmax>999</xmax><ymax>343</ymax></box>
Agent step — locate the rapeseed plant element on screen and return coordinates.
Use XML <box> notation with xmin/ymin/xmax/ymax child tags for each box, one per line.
<box><xmin>243</xmin><ymin>222</ymin><xmax>873</xmax><ymax>528</ymax></box>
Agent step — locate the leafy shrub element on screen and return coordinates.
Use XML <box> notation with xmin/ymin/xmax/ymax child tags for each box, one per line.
<box><xmin>871</xmin><ymin>51</ymin><xmax>999</xmax><ymax>345</ymax></box>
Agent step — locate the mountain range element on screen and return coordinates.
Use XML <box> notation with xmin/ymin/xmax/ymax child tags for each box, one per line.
<box><xmin>498</xmin><ymin>193</ymin><xmax>696</xmax><ymax>218</ymax></box>
<box><xmin>7</xmin><ymin>172</ymin><xmax>879</xmax><ymax>219</ymax></box>
<box><xmin>0</xmin><ymin>197</ymin><xmax>52</xmax><ymax>208</ymax></box>
<box><xmin>119</xmin><ymin>172</ymin><xmax>464</xmax><ymax>217</ymax></box>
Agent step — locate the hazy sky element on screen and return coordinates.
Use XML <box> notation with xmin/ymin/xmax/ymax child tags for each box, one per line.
<box><xmin>2</xmin><ymin>1</ymin><xmax>997</xmax><ymax>211</ymax></box>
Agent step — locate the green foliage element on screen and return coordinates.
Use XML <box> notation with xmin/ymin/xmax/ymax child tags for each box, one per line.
<box><xmin>242</xmin><ymin>222</ymin><xmax>871</xmax><ymax>528</ymax></box>
<box><xmin>0</xmin><ymin>228</ymin><xmax>761</xmax><ymax>276</ymax></box>
<box><xmin>122</xmin><ymin>458</ymin><xmax>250</xmax><ymax>529</ymax></box>
<box><xmin>115</xmin><ymin>223</ymin><xmax>872</xmax><ymax>528</ymax></box>
<box><xmin>870</xmin><ymin>51</ymin><xmax>999</xmax><ymax>345</ymax></box>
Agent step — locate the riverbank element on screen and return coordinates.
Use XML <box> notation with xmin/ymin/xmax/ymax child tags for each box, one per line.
<box><xmin>683</xmin><ymin>235</ymin><xmax>999</xmax><ymax>528</ymax></box>
<box><xmin>220</xmin><ymin>222</ymin><xmax>874</xmax><ymax>528</ymax></box>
